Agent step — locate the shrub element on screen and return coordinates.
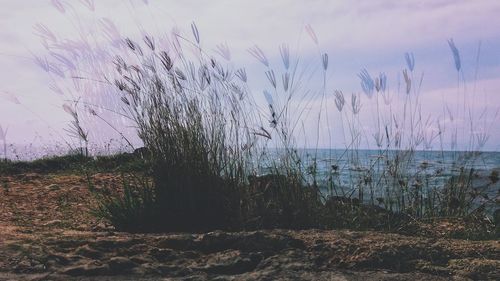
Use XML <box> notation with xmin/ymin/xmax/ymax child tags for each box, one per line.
<box><xmin>100</xmin><ymin>31</ymin><xmax>292</xmax><ymax>232</ymax></box>
<box><xmin>244</xmin><ymin>172</ymin><xmax>323</xmax><ymax>229</ymax></box>
<box><xmin>91</xmin><ymin>174</ymin><xmax>156</xmax><ymax>232</ymax></box>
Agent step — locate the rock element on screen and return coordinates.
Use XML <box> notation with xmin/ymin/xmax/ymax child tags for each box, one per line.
<box><xmin>195</xmin><ymin>231</ymin><xmax>305</xmax><ymax>255</ymax></box>
<box><xmin>90</xmin><ymin>238</ymin><xmax>136</xmax><ymax>251</ymax></box>
<box><xmin>257</xmin><ymin>250</ymin><xmax>312</xmax><ymax>272</ymax></box>
<box><xmin>149</xmin><ymin>248</ymin><xmax>176</xmax><ymax>262</ymax></box>
<box><xmin>61</xmin><ymin>263</ymin><xmax>110</xmax><ymax>276</ymax></box>
<box><xmin>157</xmin><ymin>234</ymin><xmax>197</xmax><ymax>250</ymax></box>
<box><xmin>448</xmin><ymin>258</ymin><xmax>500</xmax><ymax>280</ymax></box>
<box><xmin>44</xmin><ymin>184</ymin><xmax>60</xmax><ymax>191</ymax></box>
<box><xmin>125</xmin><ymin>243</ymin><xmax>149</xmax><ymax>256</ymax></box>
<box><xmin>91</xmin><ymin>222</ymin><xmax>108</xmax><ymax>232</ymax></box>
<box><xmin>108</xmin><ymin>256</ymin><xmax>137</xmax><ymax>273</ymax></box>
<box><xmin>129</xmin><ymin>255</ymin><xmax>152</xmax><ymax>264</ymax></box>
<box><xmin>233</xmin><ymin>232</ymin><xmax>305</xmax><ymax>252</ymax></box>
<box><xmin>45</xmin><ymin>253</ymin><xmax>71</xmax><ymax>267</ymax></box>
<box><xmin>202</xmin><ymin>252</ymin><xmax>262</xmax><ymax>275</ymax></box>
<box><xmin>75</xmin><ymin>224</ymin><xmax>89</xmax><ymax>231</ymax></box>
<box><xmin>23</xmin><ymin>272</ymin><xmax>53</xmax><ymax>281</ymax></box>
<box><xmin>198</xmin><ymin>231</ymin><xmax>237</xmax><ymax>253</ymax></box>
<box><xmin>13</xmin><ymin>260</ymin><xmax>32</xmax><ymax>273</ymax></box>
<box><xmin>31</xmin><ymin>263</ymin><xmax>46</xmax><ymax>272</ymax></box>
<box><xmin>74</xmin><ymin>245</ymin><xmax>104</xmax><ymax>259</ymax></box>
<box><xmin>21</xmin><ymin>173</ymin><xmax>40</xmax><ymax>182</ymax></box>
<box><xmin>43</xmin><ymin>220</ymin><xmax>62</xmax><ymax>227</ymax></box>
<box><xmin>156</xmin><ymin>265</ymin><xmax>193</xmax><ymax>277</ymax></box>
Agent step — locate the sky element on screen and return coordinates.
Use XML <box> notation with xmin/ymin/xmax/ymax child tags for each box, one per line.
<box><xmin>0</xmin><ymin>0</ymin><xmax>499</xmax><ymax>155</ymax></box>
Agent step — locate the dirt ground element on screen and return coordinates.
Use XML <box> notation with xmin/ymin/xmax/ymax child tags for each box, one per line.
<box><xmin>0</xmin><ymin>173</ymin><xmax>498</xmax><ymax>280</ymax></box>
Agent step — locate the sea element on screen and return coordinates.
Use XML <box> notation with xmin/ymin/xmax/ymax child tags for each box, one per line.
<box><xmin>3</xmin><ymin>144</ymin><xmax>500</xmax><ymax>210</ymax></box>
<box><xmin>260</xmin><ymin>149</ymin><xmax>500</xmax><ymax>211</ymax></box>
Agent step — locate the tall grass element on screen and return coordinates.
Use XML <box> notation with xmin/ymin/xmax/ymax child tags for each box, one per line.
<box><xmin>111</xmin><ymin>31</ymin><xmax>254</xmax><ymax>231</ymax></box>
<box><xmin>89</xmin><ymin>25</ymin><xmax>328</xmax><ymax>231</ymax></box>
<box><xmin>243</xmin><ymin>26</ymin><xmax>497</xmax><ymax>233</ymax></box>
<box><xmin>304</xmin><ymin>38</ymin><xmax>499</xmax><ymax>222</ymax></box>
<box><xmin>27</xmin><ymin>2</ymin><xmax>498</xmax><ymax>236</ymax></box>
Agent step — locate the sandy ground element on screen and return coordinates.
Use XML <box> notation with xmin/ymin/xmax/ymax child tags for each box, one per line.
<box><xmin>0</xmin><ymin>173</ymin><xmax>498</xmax><ymax>280</ymax></box>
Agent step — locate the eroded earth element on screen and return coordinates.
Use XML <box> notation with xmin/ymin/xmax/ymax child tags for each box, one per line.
<box><xmin>0</xmin><ymin>173</ymin><xmax>498</xmax><ymax>280</ymax></box>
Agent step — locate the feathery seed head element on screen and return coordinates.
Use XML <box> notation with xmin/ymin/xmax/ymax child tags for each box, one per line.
<box><xmin>322</xmin><ymin>53</ymin><xmax>328</xmax><ymax>71</ymax></box>
<box><xmin>191</xmin><ymin>22</ymin><xmax>200</xmax><ymax>44</ymax></box>
<box><xmin>215</xmin><ymin>42</ymin><xmax>231</xmax><ymax>61</ymax></box>
<box><xmin>143</xmin><ymin>35</ymin><xmax>155</xmax><ymax>50</ymax></box>
<box><xmin>235</xmin><ymin>68</ymin><xmax>247</xmax><ymax>83</ymax></box>
<box><xmin>248</xmin><ymin>45</ymin><xmax>269</xmax><ymax>67</ymax></box>
<box><xmin>51</xmin><ymin>0</ymin><xmax>66</xmax><ymax>13</ymax></box>
<box><xmin>334</xmin><ymin>90</ymin><xmax>345</xmax><ymax>112</ymax></box>
<box><xmin>282</xmin><ymin>72</ymin><xmax>290</xmax><ymax>92</ymax></box>
<box><xmin>402</xmin><ymin>69</ymin><xmax>411</xmax><ymax>94</ymax></box>
<box><xmin>405</xmin><ymin>52</ymin><xmax>415</xmax><ymax>72</ymax></box>
<box><xmin>279</xmin><ymin>44</ymin><xmax>290</xmax><ymax>70</ymax></box>
<box><xmin>375</xmin><ymin>72</ymin><xmax>387</xmax><ymax>92</ymax></box>
<box><xmin>159</xmin><ymin>51</ymin><xmax>173</xmax><ymax>71</ymax></box>
<box><xmin>358</xmin><ymin>69</ymin><xmax>374</xmax><ymax>98</ymax></box>
<box><xmin>351</xmin><ymin>93</ymin><xmax>361</xmax><ymax>114</ymax></box>
<box><xmin>447</xmin><ymin>38</ymin><xmax>461</xmax><ymax>72</ymax></box>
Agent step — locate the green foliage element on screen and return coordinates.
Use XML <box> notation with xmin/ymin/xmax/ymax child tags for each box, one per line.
<box><xmin>0</xmin><ymin>152</ymin><xmax>148</xmax><ymax>175</ymax></box>
<box><xmin>0</xmin><ymin>154</ymin><xmax>90</xmax><ymax>174</ymax></box>
<box><xmin>243</xmin><ymin>172</ymin><xmax>323</xmax><ymax>229</ymax></box>
<box><xmin>91</xmin><ymin>175</ymin><xmax>156</xmax><ymax>232</ymax></box>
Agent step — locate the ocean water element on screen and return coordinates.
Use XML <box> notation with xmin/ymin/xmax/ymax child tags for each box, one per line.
<box><xmin>3</xmin><ymin>144</ymin><xmax>499</xmax><ymax>212</ymax></box>
<box><xmin>301</xmin><ymin>149</ymin><xmax>500</xmax><ymax>184</ymax></box>
<box><xmin>5</xmin><ymin>144</ymin><xmax>500</xmax><ymax>198</ymax></box>
<box><xmin>6</xmin><ymin>144</ymin><xmax>500</xmax><ymax>180</ymax></box>
<box><xmin>260</xmin><ymin>149</ymin><xmax>500</xmax><ymax>208</ymax></box>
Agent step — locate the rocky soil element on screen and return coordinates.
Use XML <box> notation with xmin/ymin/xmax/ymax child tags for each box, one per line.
<box><xmin>0</xmin><ymin>173</ymin><xmax>498</xmax><ymax>280</ymax></box>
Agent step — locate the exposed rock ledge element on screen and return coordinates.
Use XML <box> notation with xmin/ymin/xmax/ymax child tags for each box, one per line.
<box><xmin>0</xmin><ymin>228</ymin><xmax>498</xmax><ymax>280</ymax></box>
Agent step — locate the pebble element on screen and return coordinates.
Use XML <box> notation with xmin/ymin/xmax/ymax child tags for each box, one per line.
<box><xmin>44</xmin><ymin>184</ymin><xmax>60</xmax><ymax>191</ymax></box>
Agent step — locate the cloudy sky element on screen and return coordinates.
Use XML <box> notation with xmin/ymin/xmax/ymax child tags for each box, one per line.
<box><xmin>0</xmin><ymin>0</ymin><xmax>499</xmax><ymax>154</ymax></box>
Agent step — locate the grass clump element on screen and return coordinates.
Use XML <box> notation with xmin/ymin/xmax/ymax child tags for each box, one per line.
<box><xmin>0</xmin><ymin>154</ymin><xmax>90</xmax><ymax>174</ymax></box>
<box><xmin>86</xmin><ymin>25</ymin><xmax>332</xmax><ymax>232</ymax></box>
<box><xmin>0</xmin><ymin>152</ymin><xmax>149</xmax><ymax>175</ymax></box>
<box><xmin>244</xmin><ymin>173</ymin><xmax>323</xmax><ymax>229</ymax></box>
<box><xmin>91</xmin><ymin>175</ymin><xmax>156</xmax><ymax>232</ymax></box>
<box><xmin>32</xmin><ymin>16</ymin><xmax>495</xmax><ymax>238</ymax></box>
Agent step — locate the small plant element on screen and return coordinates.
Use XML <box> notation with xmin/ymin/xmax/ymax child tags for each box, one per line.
<box><xmin>63</xmin><ymin>102</ymin><xmax>89</xmax><ymax>157</ymax></box>
<box><xmin>2</xmin><ymin>179</ymin><xmax>9</xmax><ymax>194</ymax></box>
<box><xmin>91</xmin><ymin>174</ymin><xmax>156</xmax><ymax>232</ymax></box>
<box><xmin>244</xmin><ymin>172</ymin><xmax>322</xmax><ymax>229</ymax></box>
